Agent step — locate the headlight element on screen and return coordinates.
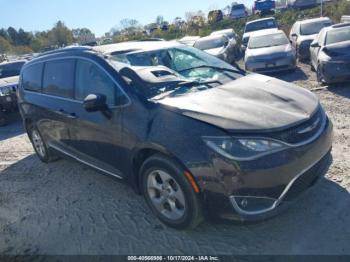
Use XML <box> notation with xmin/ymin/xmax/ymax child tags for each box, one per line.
<box><xmin>202</xmin><ymin>136</ymin><xmax>287</xmax><ymax>161</ymax></box>
<box><xmin>0</xmin><ymin>86</ymin><xmax>11</xmax><ymax>96</ymax></box>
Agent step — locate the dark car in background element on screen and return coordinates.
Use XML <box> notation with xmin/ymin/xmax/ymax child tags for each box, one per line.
<box><xmin>310</xmin><ymin>23</ymin><xmax>350</xmax><ymax>84</ymax></box>
<box><xmin>287</xmin><ymin>0</ymin><xmax>318</xmax><ymax>9</ymax></box>
<box><xmin>253</xmin><ymin>0</ymin><xmax>276</xmax><ymax>15</ymax></box>
<box><xmin>0</xmin><ymin>60</ymin><xmax>26</xmax><ymax>126</ymax></box>
<box><xmin>18</xmin><ymin>43</ymin><xmax>332</xmax><ymax>229</ymax></box>
<box><xmin>242</xmin><ymin>17</ymin><xmax>279</xmax><ymax>51</ymax></box>
<box><xmin>289</xmin><ymin>17</ymin><xmax>333</xmax><ymax>60</ymax></box>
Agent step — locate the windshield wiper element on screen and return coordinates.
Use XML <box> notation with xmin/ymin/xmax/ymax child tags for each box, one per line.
<box><xmin>178</xmin><ymin>64</ymin><xmax>245</xmax><ymax>74</ymax></box>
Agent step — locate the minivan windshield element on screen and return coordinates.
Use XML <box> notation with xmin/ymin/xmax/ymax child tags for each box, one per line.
<box><xmin>245</xmin><ymin>19</ymin><xmax>277</xmax><ymax>33</ymax></box>
<box><xmin>300</xmin><ymin>20</ymin><xmax>332</xmax><ymax>35</ymax></box>
<box><xmin>249</xmin><ymin>33</ymin><xmax>289</xmax><ymax>49</ymax></box>
<box><xmin>194</xmin><ymin>36</ymin><xmax>227</xmax><ymax>50</ymax></box>
<box><xmin>326</xmin><ymin>27</ymin><xmax>350</xmax><ymax>45</ymax></box>
<box><xmin>109</xmin><ymin>46</ymin><xmax>244</xmax><ymax>99</ymax></box>
<box><xmin>0</xmin><ymin>61</ymin><xmax>25</xmax><ymax>79</ymax></box>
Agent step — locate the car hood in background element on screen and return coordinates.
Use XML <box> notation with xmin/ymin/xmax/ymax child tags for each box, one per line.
<box><xmin>298</xmin><ymin>34</ymin><xmax>317</xmax><ymax>44</ymax></box>
<box><xmin>246</xmin><ymin>44</ymin><xmax>291</xmax><ymax>58</ymax></box>
<box><xmin>204</xmin><ymin>47</ymin><xmax>225</xmax><ymax>56</ymax></box>
<box><xmin>157</xmin><ymin>74</ymin><xmax>319</xmax><ymax>132</ymax></box>
<box><xmin>325</xmin><ymin>40</ymin><xmax>350</xmax><ymax>58</ymax></box>
<box><xmin>0</xmin><ymin>76</ymin><xmax>19</xmax><ymax>87</ymax></box>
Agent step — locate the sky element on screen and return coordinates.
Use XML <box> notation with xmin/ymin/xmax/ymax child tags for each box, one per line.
<box><xmin>0</xmin><ymin>0</ymin><xmax>254</xmax><ymax>37</ymax></box>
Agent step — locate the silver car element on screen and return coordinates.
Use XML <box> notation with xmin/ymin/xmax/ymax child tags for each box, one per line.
<box><xmin>289</xmin><ymin>17</ymin><xmax>333</xmax><ymax>60</ymax></box>
<box><xmin>245</xmin><ymin>29</ymin><xmax>296</xmax><ymax>73</ymax></box>
<box><xmin>310</xmin><ymin>23</ymin><xmax>350</xmax><ymax>84</ymax></box>
<box><xmin>194</xmin><ymin>34</ymin><xmax>236</xmax><ymax>64</ymax></box>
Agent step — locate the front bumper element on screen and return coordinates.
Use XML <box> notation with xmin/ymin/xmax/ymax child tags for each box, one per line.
<box><xmin>245</xmin><ymin>56</ymin><xmax>296</xmax><ymax>73</ymax></box>
<box><xmin>198</xmin><ymin>117</ymin><xmax>333</xmax><ymax>221</ymax></box>
<box><xmin>321</xmin><ymin>61</ymin><xmax>350</xmax><ymax>84</ymax></box>
<box><xmin>0</xmin><ymin>93</ymin><xmax>18</xmax><ymax>111</ymax></box>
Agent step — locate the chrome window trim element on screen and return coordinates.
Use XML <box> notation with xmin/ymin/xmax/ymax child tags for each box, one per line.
<box><xmin>22</xmin><ymin>55</ymin><xmax>132</xmax><ymax>109</ymax></box>
<box><xmin>49</xmin><ymin>143</ymin><xmax>123</xmax><ymax>180</ymax></box>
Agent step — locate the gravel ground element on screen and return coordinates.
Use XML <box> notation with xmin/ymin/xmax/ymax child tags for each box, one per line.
<box><xmin>0</xmin><ymin>62</ymin><xmax>349</xmax><ymax>255</ymax></box>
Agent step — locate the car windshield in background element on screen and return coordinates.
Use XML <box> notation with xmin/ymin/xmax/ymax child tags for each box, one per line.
<box><xmin>0</xmin><ymin>62</ymin><xmax>25</xmax><ymax>79</ymax></box>
<box><xmin>300</xmin><ymin>21</ymin><xmax>332</xmax><ymax>35</ymax></box>
<box><xmin>326</xmin><ymin>27</ymin><xmax>350</xmax><ymax>45</ymax></box>
<box><xmin>110</xmin><ymin>46</ymin><xmax>243</xmax><ymax>98</ymax></box>
<box><xmin>232</xmin><ymin>4</ymin><xmax>245</xmax><ymax>10</ymax></box>
<box><xmin>245</xmin><ymin>20</ymin><xmax>277</xmax><ymax>33</ymax></box>
<box><xmin>249</xmin><ymin>33</ymin><xmax>289</xmax><ymax>49</ymax></box>
<box><xmin>194</xmin><ymin>37</ymin><xmax>226</xmax><ymax>50</ymax></box>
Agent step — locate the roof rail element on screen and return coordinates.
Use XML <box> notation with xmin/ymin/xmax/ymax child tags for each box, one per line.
<box><xmin>333</xmin><ymin>22</ymin><xmax>350</xmax><ymax>28</ymax></box>
<box><xmin>37</xmin><ymin>46</ymin><xmax>93</xmax><ymax>57</ymax></box>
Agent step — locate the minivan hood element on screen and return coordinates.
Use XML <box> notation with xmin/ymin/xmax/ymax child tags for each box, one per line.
<box><xmin>0</xmin><ymin>76</ymin><xmax>19</xmax><ymax>87</ymax></box>
<box><xmin>157</xmin><ymin>74</ymin><xmax>319</xmax><ymax>131</ymax></box>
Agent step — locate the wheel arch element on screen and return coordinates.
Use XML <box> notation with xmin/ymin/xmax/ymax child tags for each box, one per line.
<box><xmin>130</xmin><ymin>144</ymin><xmax>191</xmax><ymax>194</ymax></box>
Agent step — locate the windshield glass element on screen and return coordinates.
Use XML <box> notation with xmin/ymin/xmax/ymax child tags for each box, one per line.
<box><xmin>0</xmin><ymin>62</ymin><xmax>25</xmax><ymax>79</ymax></box>
<box><xmin>249</xmin><ymin>33</ymin><xmax>289</xmax><ymax>49</ymax></box>
<box><xmin>245</xmin><ymin>19</ymin><xmax>277</xmax><ymax>33</ymax></box>
<box><xmin>300</xmin><ymin>21</ymin><xmax>332</xmax><ymax>35</ymax></box>
<box><xmin>194</xmin><ymin>36</ymin><xmax>226</xmax><ymax>50</ymax></box>
<box><xmin>232</xmin><ymin>4</ymin><xmax>245</xmax><ymax>10</ymax></box>
<box><xmin>110</xmin><ymin>46</ymin><xmax>244</xmax><ymax>99</ymax></box>
<box><xmin>326</xmin><ymin>27</ymin><xmax>350</xmax><ymax>45</ymax></box>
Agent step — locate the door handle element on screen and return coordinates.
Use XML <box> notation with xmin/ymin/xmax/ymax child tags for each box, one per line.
<box><xmin>57</xmin><ymin>109</ymin><xmax>78</xmax><ymax>119</ymax></box>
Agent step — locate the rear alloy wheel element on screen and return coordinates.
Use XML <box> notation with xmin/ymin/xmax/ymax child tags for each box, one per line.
<box><xmin>141</xmin><ymin>155</ymin><xmax>203</xmax><ymax>229</ymax></box>
<box><xmin>29</xmin><ymin>126</ymin><xmax>59</xmax><ymax>163</ymax></box>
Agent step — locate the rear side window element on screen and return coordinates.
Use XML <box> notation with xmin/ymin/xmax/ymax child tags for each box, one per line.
<box><xmin>43</xmin><ymin>59</ymin><xmax>75</xmax><ymax>98</ymax></box>
<box><xmin>75</xmin><ymin>59</ymin><xmax>127</xmax><ymax>105</ymax></box>
<box><xmin>22</xmin><ymin>63</ymin><xmax>43</xmax><ymax>92</ymax></box>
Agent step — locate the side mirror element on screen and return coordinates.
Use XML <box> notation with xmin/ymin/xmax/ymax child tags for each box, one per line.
<box><xmin>310</xmin><ymin>42</ymin><xmax>320</xmax><ymax>48</ymax></box>
<box><xmin>83</xmin><ymin>93</ymin><xmax>108</xmax><ymax>112</ymax></box>
<box><xmin>291</xmin><ymin>33</ymin><xmax>297</xmax><ymax>39</ymax></box>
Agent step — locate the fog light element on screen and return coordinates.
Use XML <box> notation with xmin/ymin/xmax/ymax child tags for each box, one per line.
<box><xmin>231</xmin><ymin>196</ymin><xmax>277</xmax><ymax>213</ymax></box>
<box><xmin>241</xmin><ymin>198</ymin><xmax>249</xmax><ymax>208</ymax></box>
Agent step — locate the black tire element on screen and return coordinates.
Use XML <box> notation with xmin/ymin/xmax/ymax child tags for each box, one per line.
<box><xmin>28</xmin><ymin>125</ymin><xmax>59</xmax><ymax>163</ymax></box>
<box><xmin>0</xmin><ymin>111</ymin><xmax>7</xmax><ymax>127</ymax></box>
<box><xmin>140</xmin><ymin>154</ymin><xmax>203</xmax><ymax>229</ymax></box>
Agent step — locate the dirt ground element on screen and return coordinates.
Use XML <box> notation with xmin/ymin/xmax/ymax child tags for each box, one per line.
<box><xmin>0</xmin><ymin>62</ymin><xmax>349</xmax><ymax>255</ymax></box>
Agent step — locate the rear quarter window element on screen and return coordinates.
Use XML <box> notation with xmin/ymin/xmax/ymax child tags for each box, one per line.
<box><xmin>22</xmin><ymin>63</ymin><xmax>43</xmax><ymax>92</ymax></box>
<box><xmin>43</xmin><ymin>59</ymin><xmax>75</xmax><ymax>98</ymax></box>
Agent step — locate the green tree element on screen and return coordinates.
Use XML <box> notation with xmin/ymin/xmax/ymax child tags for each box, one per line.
<box><xmin>48</xmin><ymin>21</ymin><xmax>73</xmax><ymax>47</ymax></box>
<box><xmin>0</xmin><ymin>36</ymin><xmax>11</xmax><ymax>53</ymax></box>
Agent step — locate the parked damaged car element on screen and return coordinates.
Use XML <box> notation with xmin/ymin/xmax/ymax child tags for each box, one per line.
<box><xmin>310</xmin><ymin>23</ymin><xmax>350</xmax><ymax>84</ymax></box>
<box><xmin>0</xmin><ymin>60</ymin><xmax>25</xmax><ymax>126</ymax></box>
<box><xmin>242</xmin><ymin>17</ymin><xmax>279</xmax><ymax>51</ymax></box>
<box><xmin>245</xmin><ymin>29</ymin><xmax>296</xmax><ymax>73</ymax></box>
<box><xmin>19</xmin><ymin>42</ymin><xmax>333</xmax><ymax>229</ymax></box>
<box><xmin>289</xmin><ymin>17</ymin><xmax>333</xmax><ymax>60</ymax></box>
<box><xmin>194</xmin><ymin>34</ymin><xmax>237</xmax><ymax>64</ymax></box>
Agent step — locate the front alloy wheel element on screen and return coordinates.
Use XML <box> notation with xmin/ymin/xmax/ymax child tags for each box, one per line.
<box><xmin>141</xmin><ymin>155</ymin><xmax>203</xmax><ymax>229</ymax></box>
<box><xmin>147</xmin><ymin>170</ymin><xmax>186</xmax><ymax>221</ymax></box>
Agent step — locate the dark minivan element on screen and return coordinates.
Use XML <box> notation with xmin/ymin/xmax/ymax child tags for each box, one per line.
<box><xmin>18</xmin><ymin>43</ymin><xmax>333</xmax><ymax>229</ymax></box>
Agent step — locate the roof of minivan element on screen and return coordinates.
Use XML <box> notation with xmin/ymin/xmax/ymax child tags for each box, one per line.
<box><xmin>321</xmin><ymin>22</ymin><xmax>350</xmax><ymax>33</ymax></box>
<box><xmin>298</xmin><ymin>17</ymin><xmax>332</xmax><ymax>25</ymax></box>
<box><xmin>248</xmin><ymin>28</ymin><xmax>281</xmax><ymax>37</ymax></box>
<box><xmin>93</xmin><ymin>41</ymin><xmax>182</xmax><ymax>55</ymax></box>
<box><xmin>246</xmin><ymin>17</ymin><xmax>275</xmax><ymax>25</ymax></box>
